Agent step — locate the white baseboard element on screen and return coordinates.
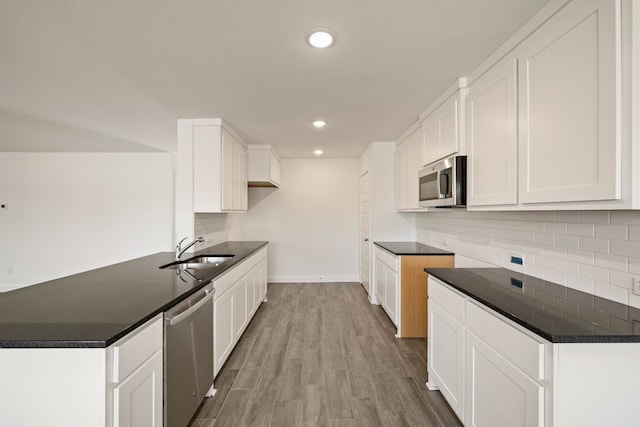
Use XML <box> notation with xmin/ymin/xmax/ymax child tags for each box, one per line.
<box><xmin>0</xmin><ymin>284</ymin><xmax>26</xmax><ymax>292</ymax></box>
<box><xmin>268</xmin><ymin>275</ymin><xmax>360</xmax><ymax>283</ymax></box>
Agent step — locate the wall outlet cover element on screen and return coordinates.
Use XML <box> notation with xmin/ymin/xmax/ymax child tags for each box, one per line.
<box><xmin>633</xmin><ymin>277</ymin><xmax>640</xmax><ymax>296</ymax></box>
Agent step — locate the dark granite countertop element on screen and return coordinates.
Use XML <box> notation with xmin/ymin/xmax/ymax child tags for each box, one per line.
<box><xmin>0</xmin><ymin>241</ymin><xmax>267</xmax><ymax>349</ymax></box>
<box><xmin>425</xmin><ymin>267</ymin><xmax>640</xmax><ymax>343</ymax></box>
<box><xmin>374</xmin><ymin>241</ymin><xmax>454</xmax><ymax>256</ymax></box>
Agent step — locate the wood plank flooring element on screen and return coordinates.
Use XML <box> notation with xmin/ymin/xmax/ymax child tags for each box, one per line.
<box><xmin>190</xmin><ymin>282</ymin><xmax>462</xmax><ymax>427</ymax></box>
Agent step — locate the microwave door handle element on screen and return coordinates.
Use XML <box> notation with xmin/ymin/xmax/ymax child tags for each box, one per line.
<box><xmin>436</xmin><ymin>171</ymin><xmax>444</xmax><ymax>199</ymax></box>
<box><xmin>439</xmin><ymin>171</ymin><xmax>449</xmax><ymax>198</ymax></box>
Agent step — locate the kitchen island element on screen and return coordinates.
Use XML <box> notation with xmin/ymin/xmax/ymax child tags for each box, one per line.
<box><xmin>373</xmin><ymin>242</ymin><xmax>454</xmax><ymax>337</ymax></box>
<box><xmin>0</xmin><ymin>241</ymin><xmax>267</xmax><ymax>427</ymax></box>
<box><xmin>424</xmin><ymin>267</ymin><xmax>640</xmax><ymax>427</ymax></box>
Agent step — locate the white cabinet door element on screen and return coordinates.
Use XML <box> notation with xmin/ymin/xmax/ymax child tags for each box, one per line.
<box><xmin>232</xmin><ymin>275</ymin><xmax>248</xmax><ymax>341</ymax></box>
<box><xmin>428</xmin><ymin>300</ymin><xmax>465</xmax><ymax>421</ymax></box>
<box><xmin>517</xmin><ymin>0</ymin><xmax>619</xmax><ymax>204</ymax></box>
<box><xmin>421</xmin><ymin>112</ymin><xmax>440</xmax><ymax>166</ymax></box>
<box><xmin>113</xmin><ymin>350</ymin><xmax>163</xmax><ymax>427</ymax></box>
<box><xmin>407</xmin><ymin>129</ymin><xmax>423</xmax><ymax>209</ymax></box>
<box><xmin>234</xmin><ymin>141</ymin><xmax>248</xmax><ymax>210</ymax></box>
<box><xmin>467</xmin><ymin>57</ymin><xmax>518</xmax><ymax>206</ymax></box>
<box><xmin>395</xmin><ymin>141</ymin><xmax>409</xmax><ymax>210</ymax></box>
<box><xmin>374</xmin><ymin>258</ymin><xmax>385</xmax><ymax>309</ymax></box>
<box><xmin>465</xmin><ymin>331</ymin><xmax>542</xmax><ymax>427</ymax></box>
<box><xmin>383</xmin><ymin>263</ymin><xmax>398</xmax><ymax>325</ymax></box>
<box><xmin>422</xmin><ymin>92</ymin><xmax>462</xmax><ymax>166</ymax></box>
<box><xmin>214</xmin><ymin>289</ymin><xmax>234</xmax><ymax>376</ymax></box>
<box><xmin>220</xmin><ymin>129</ymin><xmax>235</xmax><ymax>211</ymax></box>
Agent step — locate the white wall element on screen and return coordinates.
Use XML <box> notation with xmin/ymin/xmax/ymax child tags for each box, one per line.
<box><xmin>0</xmin><ymin>153</ymin><xmax>174</xmax><ymax>291</ymax></box>
<box><xmin>416</xmin><ymin>210</ymin><xmax>640</xmax><ymax>308</ymax></box>
<box><xmin>231</xmin><ymin>158</ymin><xmax>360</xmax><ymax>283</ymax></box>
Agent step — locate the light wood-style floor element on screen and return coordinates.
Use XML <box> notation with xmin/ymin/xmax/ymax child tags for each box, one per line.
<box><xmin>190</xmin><ymin>282</ymin><xmax>462</xmax><ymax>427</ymax></box>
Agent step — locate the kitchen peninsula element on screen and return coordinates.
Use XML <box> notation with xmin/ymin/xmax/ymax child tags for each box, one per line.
<box><xmin>0</xmin><ymin>241</ymin><xmax>267</xmax><ymax>427</ymax></box>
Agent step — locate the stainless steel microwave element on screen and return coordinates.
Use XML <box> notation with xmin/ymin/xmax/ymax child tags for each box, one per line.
<box><xmin>419</xmin><ymin>155</ymin><xmax>467</xmax><ymax>208</ymax></box>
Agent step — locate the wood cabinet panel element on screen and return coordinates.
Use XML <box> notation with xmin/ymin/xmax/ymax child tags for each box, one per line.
<box><xmin>401</xmin><ymin>255</ymin><xmax>453</xmax><ymax>337</ymax></box>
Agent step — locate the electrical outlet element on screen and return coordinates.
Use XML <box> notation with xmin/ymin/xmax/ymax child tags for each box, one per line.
<box><xmin>633</xmin><ymin>277</ymin><xmax>640</xmax><ymax>296</ymax></box>
<box><xmin>511</xmin><ymin>255</ymin><xmax>524</xmax><ymax>265</ymax></box>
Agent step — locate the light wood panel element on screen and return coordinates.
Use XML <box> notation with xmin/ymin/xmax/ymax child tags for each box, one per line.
<box><xmin>401</xmin><ymin>256</ymin><xmax>454</xmax><ymax>338</ymax></box>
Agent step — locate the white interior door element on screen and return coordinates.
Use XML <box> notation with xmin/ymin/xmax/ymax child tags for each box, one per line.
<box><xmin>359</xmin><ymin>172</ymin><xmax>371</xmax><ymax>297</ymax></box>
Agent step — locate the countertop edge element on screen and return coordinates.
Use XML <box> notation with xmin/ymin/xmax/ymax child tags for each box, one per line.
<box><xmin>425</xmin><ymin>267</ymin><xmax>640</xmax><ymax>344</ymax></box>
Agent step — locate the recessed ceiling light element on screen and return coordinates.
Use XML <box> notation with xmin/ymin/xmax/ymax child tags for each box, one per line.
<box><xmin>314</xmin><ymin>149</ymin><xmax>323</xmax><ymax>156</ymax></box>
<box><xmin>307</xmin><ymin>29</ymin><xmax>336</xmax><ymax>48</ymax></box>
<box><xmin>312</xmin><ymin>120</ymin><xmax>326</xmax><ymax>128</ymax></box>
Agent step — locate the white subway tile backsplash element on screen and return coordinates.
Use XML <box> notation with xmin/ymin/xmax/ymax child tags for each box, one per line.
<box><xmin>524</xmin><ymin>264</ymin><xmax>545</xmax><ymax>280</ymax></box>
<box><xmin>556</xmin><ymin>260</ymin><xmax>581</xmax><ymax>276</ymax></box>
<box><xmin>545</xmin><ymin>222</ymin><xmax>567</xmax><ymax>234</ymax></box>
<box><xmin>545</xmin><ymin>246</ymin><xmax>567</xmax><ymax>260</ymax></box>
<box><xmin>580</xmin><ymin>211</ymin><xmax>610</xmax><ymax>224</ymax></box>
<box><xmin>415</xmin><ymin>209</ymin><xmax>640</xmax><ymax>309</ymax></box>
<box><xmin>595</xmin><ymin>224</ymin><xmax>628</xmax><ymax>240</ymax></box>
<box><xmin>526</xmin><ymin>221</ymin><xmax>545</xmax><ymax>233</ymax></box>
<box><xmin>567</xmin><ymin>223</ymin><xmax>595</xmax><ymax>237</ymax></box>
<box><xmin>555</xmin><ymin>235</ymin><xmax>580</xmax><ymax>249</ymax></box>
<box><xmin>567</xmin><ymin>248</ymin><xmax>595</xmax><ymax>265</ymax></box>
<box><xmin>535</xmin><ymin>255</ymin><xmax>556</xmax><ymax>269</ymax></box>
<box><xmin>525</xmin><ymin>242</ymin><xmax>546</xmax><ymax>256</ymax></box>
<box><xmin>579</xmin><ymin>264</ymin><xmax>610</xmax><ymax>283</ymax></box>
<box><xmin>579</xmin><ymin>237</ymin><xmax>609</xmax><ymax>254</ymax></box>
<box><xmin>594</xmin><ymin>253</ymin><xmax>628</xmax><ymax>272</ymax></box>
<box><xmin>535</xmin><ymin>233</ymin><xmax>555</xmax><ymax>246</ymax></box>
<box><xmin>609</xmin><ymin>270</ymin><xmax>634</xmax><ymax>289</ymax></box>
<box><xmin>611</xmin><ymin>211</ymin><xmax>640</xmax><ymax>225</ymax></box>
<box><xmin>567</xmin><ymin>275</ymin><xmax>595</xmax><ymax>294</ymax></box>
<box><xmin>610</xmin><ymin>239</ymin><xmax>640</xmax><ymax>257</ymax></box>
<box><xmin>594</xmin><ymin>282</ymin><xmax>629</xmax><ymax>305</ymax></box>
<box><xmin>535</xmin><ymin>212</ymin><xmax>556</xmax><ymax>222</ymax></box>
<box><xmin>545</xmin><ymin>270</ymin><xmax>567</xmax><ymax>285</ymax></box>
<box><xmin>555</xmin><ymin>211</ymin><xmax>581</xmax><ymax>223</ymax></box>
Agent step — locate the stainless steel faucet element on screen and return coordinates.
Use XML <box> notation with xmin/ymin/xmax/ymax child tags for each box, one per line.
<box><xmin>175</xmin><ymin>236</ymin><xmax>204</xmax><ymax>260</ymax></box>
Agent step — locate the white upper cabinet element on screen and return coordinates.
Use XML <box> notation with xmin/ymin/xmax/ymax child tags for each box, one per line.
<box><xmin>517</xmin><ymin>0</ymin><xmax>619</xmax><ymax>205</ymax></box>
<box><xmin>420</xmin><ymin>79</ymin><xmax>467</xmax><ymax>167</ymax></box>
<box><xmin>466</xmin><ymin>57</ymin><xmax>518</xmax><ymax>207</ymax></box>
<box><xmin>192</xmin><ymin>119</ymin><xmax>248</xmax><ymax>212</ymax></box>
<box><xmin>395</xmin><ymin>139</ymin><xmax>409</xmax><ymax>210</ymax></box>
<box><xmin>395</xmin><ymin>123</ymin><xmax>424</xmax><ymax>211</ymax></box>
<box><xmin>248</xmin><ymin>144</ymin><xmax>281</xmax><ymax>188</ymax></box>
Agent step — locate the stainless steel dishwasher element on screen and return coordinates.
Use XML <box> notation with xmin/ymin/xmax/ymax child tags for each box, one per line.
<box><xmin>164</xmin><ymin>283</ymin><xmax>214</xmax><ymax>427</ymax></box>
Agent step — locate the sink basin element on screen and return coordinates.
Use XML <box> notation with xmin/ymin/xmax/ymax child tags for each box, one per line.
<box><xmin>160</xmin><ymin>255</ymin><xmax>234</xmax><ymax>270</ymax></box>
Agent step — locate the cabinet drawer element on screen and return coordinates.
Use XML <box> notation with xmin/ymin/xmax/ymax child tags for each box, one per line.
<box><xmin>214</xmin><ymin>248</ymin><xmax>267</xmax><ymax>298</ymax></box>
<box><xmin>375</xmin><ymin>247</ymin><xmax>398</xmax><ymax>272</ymax></box>
<box><xmin>112</xmin><ymin>315</ymin><xmax>163</xmax><ymax>383</ymax></box>
<box><xmin>428</xmin><ymin>277</ymin><xmax>465</xmax><ymax>324</ymax></box>
<box><xmin>466</xmin><ymin>301</ymin><xmax>546</xmax><ymax>381</ymax></box>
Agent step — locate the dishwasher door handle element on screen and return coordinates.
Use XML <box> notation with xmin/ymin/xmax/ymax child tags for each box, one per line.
<box><xmin>166</xmin><ymin>289</ymin><xmax>214</xmax><ymax>326</ymax></box>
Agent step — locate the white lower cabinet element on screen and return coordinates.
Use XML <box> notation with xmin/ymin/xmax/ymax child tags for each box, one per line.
<box><xmin>428</xmin><ymin>300</ymin><xmax>465</xmax><ymax>420</ymax></box>
<box><xmin>213</xmin><ymin>289</ymin><xmax>234</xmax><ymax>373</ymax></box>
<box><xmin>465</xmin><ymin>331</ymin><xmax>542</xmax><ymax>427</ymax></box>
<box><xmin>110</xmin><ymin>315</ymin><xmax>163</xmax><ymax>427</ymax></box>
<box><xmin>113</xmin><ymin>350</ymin><xmax>163</xmax><ymax>427</ymax></box>
<box><xmin>374</xmin><ymin>247</ymin><xmax>399</xmax><ymax>326</ymax></box>
<box><xmin>213</xmin><ymin>247</ymin><xmax>268</xmax><ymax>376</ymax></box>
<box><xmin>428</xmin><ymin>277</ymin><xmax>546</xmax><ymax>427</ymax></box>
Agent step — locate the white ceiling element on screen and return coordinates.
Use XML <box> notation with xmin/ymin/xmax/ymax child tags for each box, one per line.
<box><xmin>0</xmin><ymin>0</ymin><xmax>550</xmax><ymax>158</ymax></box>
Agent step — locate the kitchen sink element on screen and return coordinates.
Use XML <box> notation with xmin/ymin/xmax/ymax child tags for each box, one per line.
<box><xmin>160</xmin><ymin>255</ymin><xmax>234</xmax><ymax>270</ymax></box>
